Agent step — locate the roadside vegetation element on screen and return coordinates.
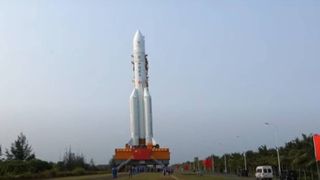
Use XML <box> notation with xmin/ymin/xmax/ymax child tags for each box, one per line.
<box><xmin>175</xmin><ymin>134</ymin><xmax>318</xmax><ymax>179</ymax></box>
<box><xmin>1</xmin><ymin>133</ymin><xmax>318</xmax><ymax>179</ymax></box>
<box><xmin>0</xmin><ymin>133</ymin><xmax>109</xmax><ymax>179</ymax></box>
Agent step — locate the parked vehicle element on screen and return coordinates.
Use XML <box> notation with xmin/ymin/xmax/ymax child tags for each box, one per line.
<box><xmin>255</xmin><ymin>166</ymin><xmax>273</xmax><ymax>180</ymax></box>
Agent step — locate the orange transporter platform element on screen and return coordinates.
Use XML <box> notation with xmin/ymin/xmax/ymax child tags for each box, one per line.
<box><xmin>114</xmin><ymin>146</ymin><xmax>170</xmax><ymax>167</ymax></box>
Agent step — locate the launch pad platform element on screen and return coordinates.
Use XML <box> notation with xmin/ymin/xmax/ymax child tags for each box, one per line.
<box><xmin>114</xmin><ymin>145</ymin><xmax>170</xmax><ymax>168</ymax></box>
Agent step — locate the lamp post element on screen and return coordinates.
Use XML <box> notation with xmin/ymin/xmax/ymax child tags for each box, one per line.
<box><xmin>224</xmin><ymin>154</ymin><xmax>227</xmax><ymax>174</ymax></box>
<box><xmin>244</xmin><ymin>151</ymin><xmax>247</xmax><ymax>171</ymax></box>
<box><xmin>265</xmin><ymin>122</ymin><xmax>281</xmax><ymax>176</ymax></box>
<box><xmin>236</xmin><ymin>136</ymin><xmax>247</xmax><ymax>171</ymax></box>
<box><xmin>211</xmin><ymin>154</ymin><xmax>215</xmax><ymax>173</ymax></box>
<box><xmin>218</xmin><ymin>142</ymin><xmax>227</xmax><ymax>173</ymax></box>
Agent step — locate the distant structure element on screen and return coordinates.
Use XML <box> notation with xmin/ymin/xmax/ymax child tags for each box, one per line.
<box><xmin>114</xmin><ymin>30</ymin><xmax>170</xmax><ymax>169</ymax></box>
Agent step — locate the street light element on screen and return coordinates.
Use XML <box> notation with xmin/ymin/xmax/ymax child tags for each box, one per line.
<box><xmin>236</xmin><ymin>136</ymin><xmax>247</xmax><ymax>171</ymax></box>
<box><xmin>265</xmin><ymin>122</ymin><xmax>281</xmax><ymax>176</ymax></box>
<box><xmin>211</xmin><ymin>154</ymin><xmax>215</xmax><ymax>173</ymax></box>
<box><xmin>224</xmin><ymin>154</ymin><xmax>227</xmax><ymax>174</ymax></box>
<box><xmin>218</xmin><ymin>142</ymin><xmax>228</xmax><ymax>174</ymax></box>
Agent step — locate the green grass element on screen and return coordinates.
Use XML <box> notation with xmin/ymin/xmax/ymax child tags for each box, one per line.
<box><xmin>49</xmin><ymin>173</ymin><xmax>172</xmax><ymax>180</ymax></box>
<box><xmin>49</xmin><ymin>173</ymin><xmax>113</xmax><ymax>180</ymax></box>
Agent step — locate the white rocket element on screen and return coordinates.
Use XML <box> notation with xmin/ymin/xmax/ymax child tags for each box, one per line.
<box><xmin>129</xmin><ymin>30</ymin><xmax>154</xmax><ymax>146</ymax></box>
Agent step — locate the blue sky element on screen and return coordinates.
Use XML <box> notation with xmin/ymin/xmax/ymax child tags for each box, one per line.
<box><xmin>0</xmin><ymin>0</ymin><xmax>319</xmax><ymax>164</ymax></box>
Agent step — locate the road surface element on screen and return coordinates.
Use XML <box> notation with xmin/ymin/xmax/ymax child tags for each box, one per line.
<box><xmin>49</xmin><ymin>173</ymin><xmax>255</xmax><ymax>180</ymax></box>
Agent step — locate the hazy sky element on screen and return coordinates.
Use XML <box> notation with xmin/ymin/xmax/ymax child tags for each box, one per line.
<box><xmin>0</xmin><ymin>0</ymin><xmax>319</xmax><ymax>164</ymax></box>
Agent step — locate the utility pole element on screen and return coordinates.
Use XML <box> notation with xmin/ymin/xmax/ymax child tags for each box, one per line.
<box><xmin>265</xmin><ymin>122</ymin><xmax>281</xmax><ymax>176</ymax></box>
<box><xmin>211</xmin><ymin>155</ymin><xmax>215</xmax><ymax>173</ymax></box>
<box><xmin>276</xmin><ymin>147</ymin><xmax>281</xmax><ymax>176</ymax></box>
<box><xmin>236</xmin><ymin>135</ymin><xmax>248</xmax><ymax>171</ymax></box>
<box><xmin>244</xmin><ymin>152</ymin><xmax>247</xmax><ymax>171</ymax></box>
<box><xmin>224</xmin><ymin>155</ymin><xmax>227</xmax><ymax>174</ymax></box>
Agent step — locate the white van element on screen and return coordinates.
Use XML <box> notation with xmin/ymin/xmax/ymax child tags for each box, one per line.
<box><xmin>255</xmin><ymin>166</ymin><xmax>273</xmax><ymax>180</ymax></box>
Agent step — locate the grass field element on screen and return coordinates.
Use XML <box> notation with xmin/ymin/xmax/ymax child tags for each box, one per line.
<box><xmin>49</xmin><ymin>174</ymin><xmax>114</xmax><ymax>180</ymax></box>
<box><xmin>49</xmin><ymin>172</ymin><xmax>255</xmax><ymax>180</ymax></box>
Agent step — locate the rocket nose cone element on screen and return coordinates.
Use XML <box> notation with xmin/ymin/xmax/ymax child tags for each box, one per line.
<box><xmin>133</xmin><ymin>30</ymin><xmax>145</xmax><ymax>53</ymax></box>
<box><xmin>134</xmin><ymin>30</ymin><xmax>144</xmax><ymax>42</ymax></box>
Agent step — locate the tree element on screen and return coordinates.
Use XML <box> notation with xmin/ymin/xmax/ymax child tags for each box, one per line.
<box><xmin>176</xmin><ymin>134</ymin><xmax>318</xmax><ymax>178</ymax></box>
<box><xmin>88</xmin><ymin>158</ymin><xmax>97</xmax><ymax>170</ymax></box>
<box><xmin>59</xmin><ymin>147</ymin><xmax>87</xmax><ymax>170</ymax></box>
<box><xmin>109</xmin><ymin>155</ymin><xmax>116</xmax><ymax>167</ymax></box>
<box><xmin>0</xmin><ymin>145</ymin><xmax>3</xmax><ymax>161</ymax></box>
<box><xmin>6</xmin><ymin>132</ymin><xmax>35</xmax><ymax>160</ymax></box>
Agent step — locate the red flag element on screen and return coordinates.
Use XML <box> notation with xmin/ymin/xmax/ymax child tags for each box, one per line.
<box><xmin>206</xmin><ymin>159</ymin><xmax>213</xmax><ymax>169</ymax></box>
<box><xmin>313</xmin><ymin>134</ymin><xmax>320</xmax><ymax>161</ymax></box>
<box><xmin>202</xmin><ymin>160</ymin><xmax>206</xmax><ymax>168</ymax></box>
<box><xmin>184</xmin><ymin>164</ymin><xmax>190</xmax><ymax>171</ymax></box>
<box><xmin>202</xmin><ymin>159</ymin><xmax>213</xmax><ymax>170</ymax></box>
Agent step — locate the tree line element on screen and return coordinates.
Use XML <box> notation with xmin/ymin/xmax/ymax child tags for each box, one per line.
<box><xmin>175</xmin><ymin>134</ymin><xmax>319</xmax><ymax>179</ymax></box>
<box><xmin>0</xmin><ymin>133</ymin><xmax>107</xmax><ymax>179</ymax></box>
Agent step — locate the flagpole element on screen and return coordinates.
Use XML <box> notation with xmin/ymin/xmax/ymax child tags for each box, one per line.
<box><xmin>212</xmin><ymin>155</ymin><xmax>215</xmax><ymax>174</ymax></box>
<box><xmin>316</xmin><ymin>161</ymin><xmax>320</xmax><ymax>180</ymax></box>
<box><xmin>244</xmin><ymin>152</ymin><xmax>247</xmax><ymax>171</ymax></box>
<box><xmin>313</xmin><ymin>135</ymin><xmax>320</xmax><ymax>180</ymax></box>
<box><xmin>224</xmin><ymin>155</ymin><xmax>227</xmax><ymax>174</ymax></box>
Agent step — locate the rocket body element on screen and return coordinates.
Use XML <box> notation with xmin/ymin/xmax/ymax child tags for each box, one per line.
<box><xmin>129</xmin><ymin>30</ymin><xmax>154</xmax><ymax>146</ymax></box>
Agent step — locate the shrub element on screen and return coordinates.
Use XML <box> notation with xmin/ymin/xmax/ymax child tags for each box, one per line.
<box><xmin>0</xmin><ymin>160</ymin><xmax>28</xmax><ymax>175</ymax></box>
<box><xmin>40</xmin><ymin>168</ymin><xmax>59</xmax><ymax>178</ymax></box>
<box><xmin>0</xmin><ymin>159</ymin><xmax>52</xmax><ymax>176</ymax></box>
<box><xmin>72</xmin><ymin>167</ymin><xmax>85</xmax><ymax>175</ymax></box>
<box><xmin>28</xmin><ymin>159</ymin><xmax>52</xmax><ymax>173</ymax></box>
